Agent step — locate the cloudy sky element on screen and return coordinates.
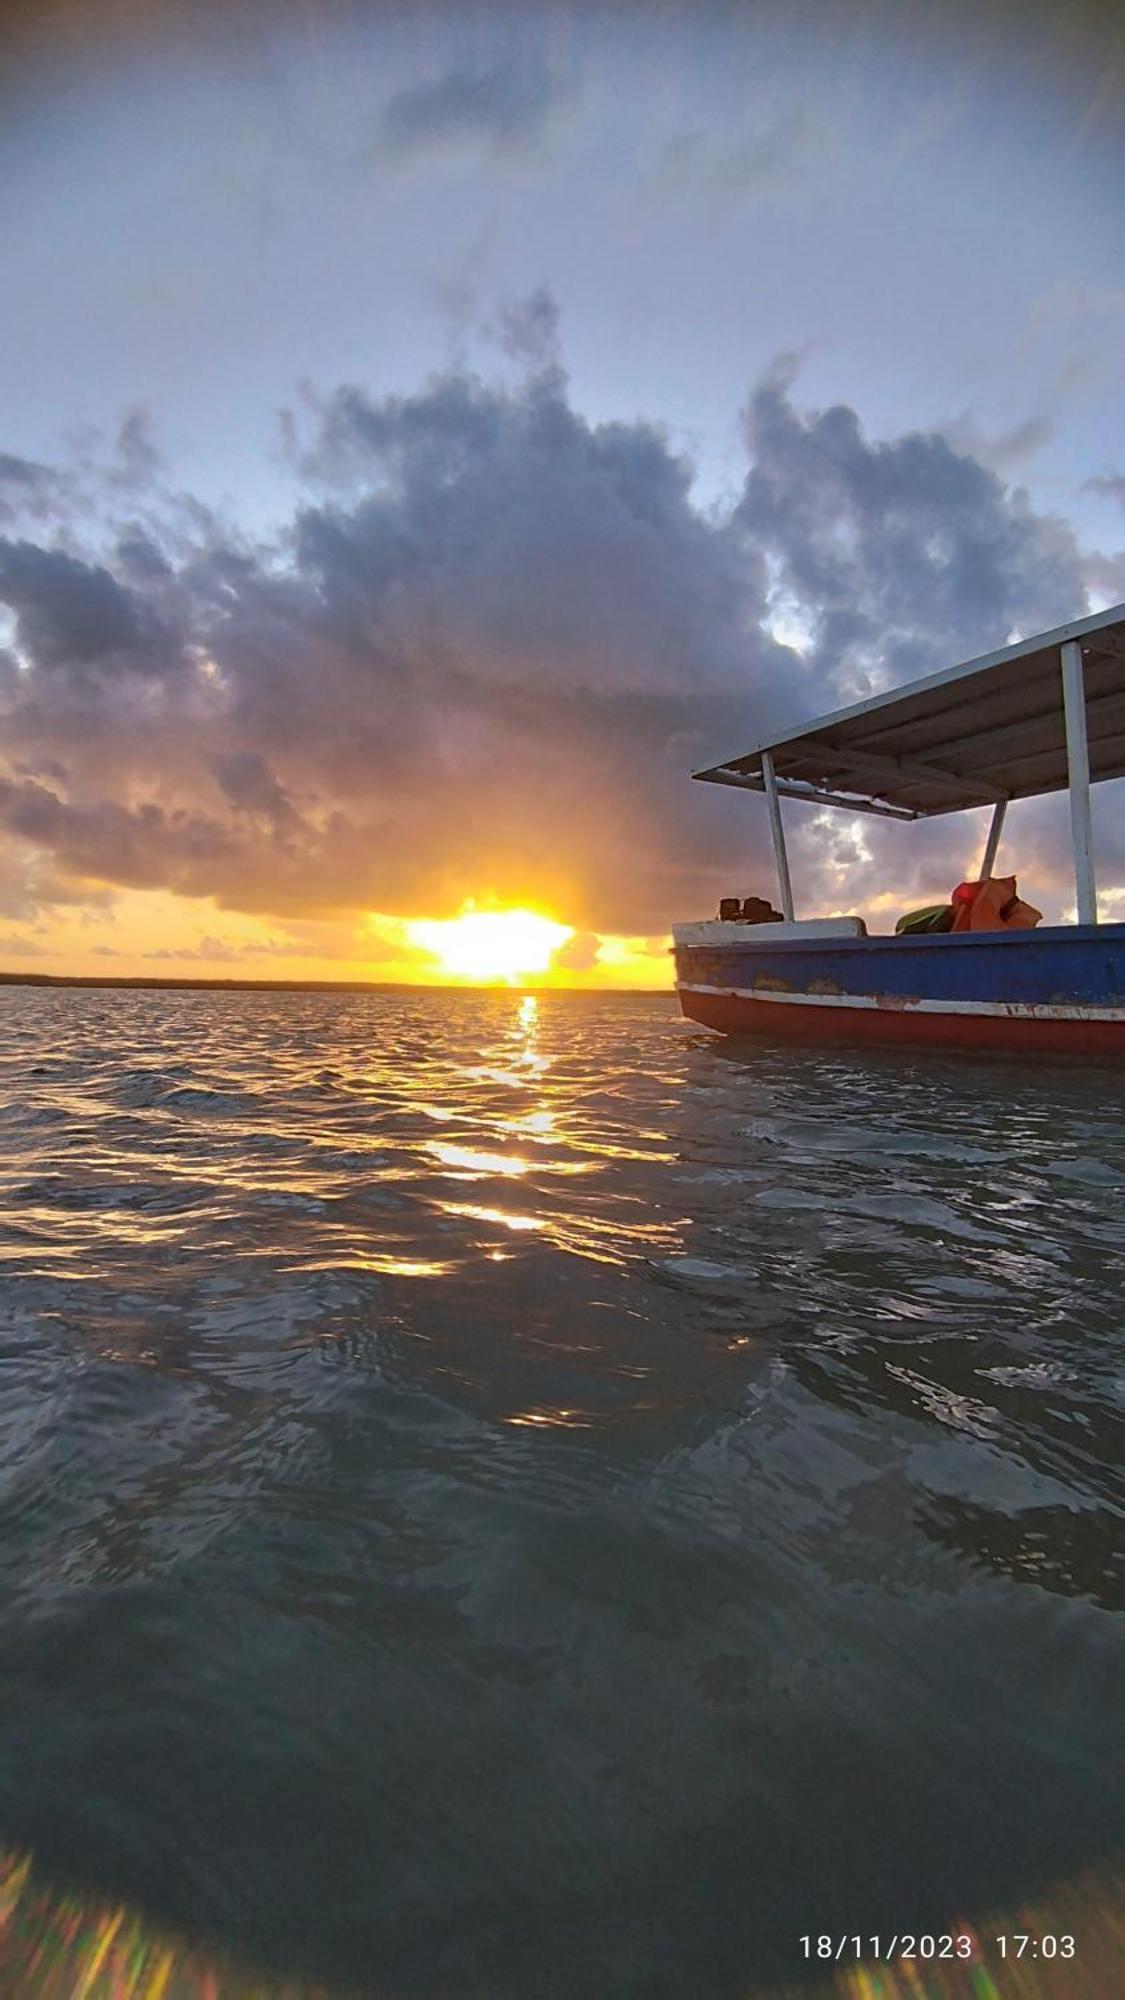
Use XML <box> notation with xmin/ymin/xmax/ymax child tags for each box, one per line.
<box><xmin>1</xmin><ymin>0</ymin><xmax>1123</xmax><ymax>984</ymax></box>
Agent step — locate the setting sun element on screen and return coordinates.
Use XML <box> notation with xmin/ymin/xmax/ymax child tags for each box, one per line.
<box><xmin>407</xmin><ymin>907</ymin><xmax>573</xmax><ymax>983</ymax></box>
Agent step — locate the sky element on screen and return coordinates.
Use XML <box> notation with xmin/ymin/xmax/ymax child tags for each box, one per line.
<box><xmin>1</xmin><ymin>0</ymin><xmax>1123</xmax><ymax>986</ymax></box>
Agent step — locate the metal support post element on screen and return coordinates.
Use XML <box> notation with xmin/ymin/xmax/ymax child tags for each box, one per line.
<box><xmin>760</xmin><ymin>750</ymin><xmax>795</xmax><ymax>920</ymax></box>
<box><xmin>1061</xmin><ymin>639</ymin><xmax>1097</xmax><ymax>925</ymax></box>
<box><xmin>978</xmin><ymin>798</ymin><xmax>1007</xmax><ymax>879</ymax></box>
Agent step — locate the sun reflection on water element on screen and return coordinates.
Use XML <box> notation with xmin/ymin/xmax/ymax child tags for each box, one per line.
<box><xmin>428</xmin><ymin>1142</ymin><xmax>534</xmax><ymax>1178</ymax></box>
<box><xmin>439</xmin><ymin>1202</ymin><xmax>547</xmax><ymax>1233</ymax></box>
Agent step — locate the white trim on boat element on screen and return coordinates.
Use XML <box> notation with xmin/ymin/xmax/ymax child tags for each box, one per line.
<box><xmin>673</xmin><ymin>917</ymin><xmax>867</xmax><ymax>946</ymax></box>
<box><xmin>676</xmin><ymin>982</ymin><xmax>1125</xmax><ymax>1023</ymax></box>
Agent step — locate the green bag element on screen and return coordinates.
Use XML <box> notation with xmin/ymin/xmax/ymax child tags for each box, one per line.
<box><xmin>895</xmin><ymin>903</ymin><xmax>954</xmax><ymax>936</ymax></box>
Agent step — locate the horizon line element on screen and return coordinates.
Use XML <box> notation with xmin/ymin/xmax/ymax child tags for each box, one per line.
<box><xmin>0</xmin><ymin>970</ymin><xmax>677</xmax><ymax>998</ymax></box>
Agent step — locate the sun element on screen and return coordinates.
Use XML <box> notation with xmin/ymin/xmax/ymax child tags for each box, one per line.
<box><xmin>408</xmin><ymin>906</ymin><xmax>573</xmax><ymax>983</ymax></box>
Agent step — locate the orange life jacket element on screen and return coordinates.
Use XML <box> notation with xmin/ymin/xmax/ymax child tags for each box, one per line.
<box><xmin>949</xmin><ymin>877</ymin><xmax>1042</xmax><ymax>932</ymax></box>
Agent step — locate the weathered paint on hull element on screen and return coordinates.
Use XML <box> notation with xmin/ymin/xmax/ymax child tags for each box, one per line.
<box><xmin>677</xmin><ymin>984</ymin><xmax>1125</xmax><ymax>1056</ymax></box>
<box><xmin>673</xmin><ymin>923</ymin><xmax>1125</xmax><ymax>1057</ymax></box>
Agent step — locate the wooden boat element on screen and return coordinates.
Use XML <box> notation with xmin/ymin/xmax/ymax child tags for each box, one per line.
<box><xmin>673</xmin><ymin>605</ymin><xmax>1125</xmax><ymax>1056</ymax></box>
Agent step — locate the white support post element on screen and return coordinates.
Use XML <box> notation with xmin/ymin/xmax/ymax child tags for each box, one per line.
<box><xmin>1061</xmin><ymin>639</ymin><xmax>1098</xmax><ymax>925</ymax></box>
<box><xmin>978</xmin><ymin>798</ymin><xmax>1007</xmax><ymax>880</ymax></box>
<box><xmin>760</xmin><ymin>750</ymin><xmax>795</xmax><ymax>920</ymax></box>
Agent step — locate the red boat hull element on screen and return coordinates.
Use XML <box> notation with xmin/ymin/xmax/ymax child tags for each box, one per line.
<box><xmin>678</xmin><ymin>985</ymin><xmax>1125</xmax><ymax>1056</ymax></box>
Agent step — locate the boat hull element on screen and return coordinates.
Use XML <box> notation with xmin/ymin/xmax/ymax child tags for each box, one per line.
<box><xmin>674</xmin><ymin>924</ymin><xmax>1125</xmax><ymax>1057</ymax></box>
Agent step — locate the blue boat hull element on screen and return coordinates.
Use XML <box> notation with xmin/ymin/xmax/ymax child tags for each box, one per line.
<box><xmin>674</xmin><ymin>924</ymin><xmax>1125</xmax><ymax>1056</ymax></box>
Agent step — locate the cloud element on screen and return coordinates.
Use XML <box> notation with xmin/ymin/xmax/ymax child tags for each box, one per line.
<box><xmin>197</xmin><ymin>933</ymin><xmax>240</xmax><ymax>961</ymax></box>
<box><xmin>212</xmin><ymin>749</ymin><xmax>298</xmax><ymax>835</ymax></box>
<box><xmin>1084</xmin><ymin>473</ymin><xmax>1125</xmax><ymax>511</ymax></box>
<box><xmin>737</xmin><ymin>361</ymin><xmax>1087</xmax><ymax>698</ymax></box>
<box><xmin>140</xmin><ymin>924</ymin><xmax>383</xmax><ymax>965</ymax></box>
<box><xmin>145</xmin><ymin>935</ymin><xmax>241</xmax><ymax>962</ymax></box>
<box><xmin>650</xmin><ymin>113</ymin><xmax>812</xmax><ymax>207</ymax></box>
<box><xmin>0</xmin><ymin>422</ymin><xmax>190</xmax><ymax>569</ymax></box>
<box><xmin>1083</xmin><ymin>547</ymin><xmax>1125</xmax><ymax>605</ymax></box>
<box><xmin>940</xmin><ymin>411</ymin><xmax>1053</xmax><ymax>474</ymax></box>
<box><xmin>0</xmin><ymin>359</ymin><xmax>1110</xmax><ymax>940</ymax></box>
<box><xmin>493</xmin><ymin>285</ymin><xmax>561</xmax><ymax>370</ymax></box>
<box><xmin>109</xmin><ymin>409</ymin><xmax>162</xmax><ymax>490</ymax></box>
<box><xmin>0</xmin><ymin>540</ymin><xmax>180</xmax><ymax>674</ymax></box>
<box><xmin>374</xmin><ymin>58</ymin><xmax>570</xmax><ymax>163</ymax></box>
<box><xmin>551</xmin><ymin>930</ymin><xmax>601</xmax><ymax>973</ymax></box>
<box><xmin>0</xmin><ymin>832</ymin><xmax>117</xmax><ymax>922</ymax></box>
<box><xmin>115</xmin><ymin>530</ymin><xmax>174</xmax><ymax>583</ymax></box>
<box><xmin>0</xmin><ymin>452</ymin><xmax>68</xmax><ymax>527</ymax></box>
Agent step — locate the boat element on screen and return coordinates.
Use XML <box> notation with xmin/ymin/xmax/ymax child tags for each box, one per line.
<box><xmin>673</xmin><ymin>604</ymin><xmax>1125</xmax><ymax>1057</ymax></box>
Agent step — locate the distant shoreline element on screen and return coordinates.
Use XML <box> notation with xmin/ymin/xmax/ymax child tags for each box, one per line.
<box><xmin>0</xmin><ymin>971</ymin><xmax>677</xmax><ymax>998</ymax></box>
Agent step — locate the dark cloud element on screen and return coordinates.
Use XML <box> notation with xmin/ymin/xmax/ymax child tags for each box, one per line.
<box><xmin>212</xmin><ymin>749</ymin><xmax>298</xmax><ymax>835</ymax></box>
<box><xmin>0</xmin><ymin>540</ymin><xmax>180</xmax><ymax>673</ymax></box>
<box><xmin>293</xmin><ymin>370</ymin><xmax>773</xmax><ymax>699</ymax></box>
<box><xmin>0</xmin><ymin>777</ymin><xmax>237</xmax><ymax>898</ymax></box>
<box><xmin>737</xmin><ymin>362</ymin><xmax>1087</xmax><ymax>696</ymax></box>
<box><xmin>0</xmin><ymin>364</ymin><xmax>1110</xmax><ymax>939</ymax></box>
<box><xmin>375</xmin><ymin>58</ymin><xmax>570</xmax><ymax>162</ymax></box>
<box><xmin>11</xmin><ymin>755</ymin><xmax>68</xmax><ymax>782</ymax></box>
<box><xmin>0</xmin><ymin>453</ymin><xmax>52</xmax><ymax>495</ymax></box>
<box><xmin>0</xmin><ymin>452</ymin><xmax>67</xmax><ymax>527</ymax></box>
<box><xmin>115</xmin><ymin>530</ymin><xmax>174</xmax><ymax>582</ymax></box>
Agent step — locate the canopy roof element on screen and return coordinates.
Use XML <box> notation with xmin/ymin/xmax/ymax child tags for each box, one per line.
<box><xmin>694</xmin><ymin>603</ymin><xmax>1125</xmax><ymax>820</ymax></box>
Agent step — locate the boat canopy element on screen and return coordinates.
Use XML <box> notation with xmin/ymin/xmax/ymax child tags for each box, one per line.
<box><xmin>692</xmin><ymin>602</ymin><xmax>1125</xmax><ymax>926</ymax></box>
<box><xmin>693</xmin><ymin>603</ymin><xmax>1125</xmax><ymax>819</ymax></box>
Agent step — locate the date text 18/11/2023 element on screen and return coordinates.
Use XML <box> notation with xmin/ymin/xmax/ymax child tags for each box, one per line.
<box><xmin>798</xmin><ymin>1935</ymin><xmax>1077</xmax><ymax>1963</ymax></box>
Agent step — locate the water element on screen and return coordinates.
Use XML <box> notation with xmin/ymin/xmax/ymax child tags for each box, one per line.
<box><xmin>0</xmin><ymin>987</ymin><xmax>1122</xmax><ymax>1997</ymax></box>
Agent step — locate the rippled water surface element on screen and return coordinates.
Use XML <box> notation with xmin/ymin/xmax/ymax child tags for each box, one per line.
<box><xmin>1</xmin><ymin>988</ymin><xmax>1122</xmax><ymax>1996</ymax></box>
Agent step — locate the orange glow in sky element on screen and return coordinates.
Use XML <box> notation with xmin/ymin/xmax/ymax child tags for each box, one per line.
<box><xmin>0</xmin><ymin>887</ymin><xmax>676</xmax><ymax>989</ymax></box>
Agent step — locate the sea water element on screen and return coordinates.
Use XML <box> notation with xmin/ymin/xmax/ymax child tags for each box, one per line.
<box><xmin>0</xmin><ymin>987</ymin><xmax>1121</xmax><ymax>1996</ymax></box>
